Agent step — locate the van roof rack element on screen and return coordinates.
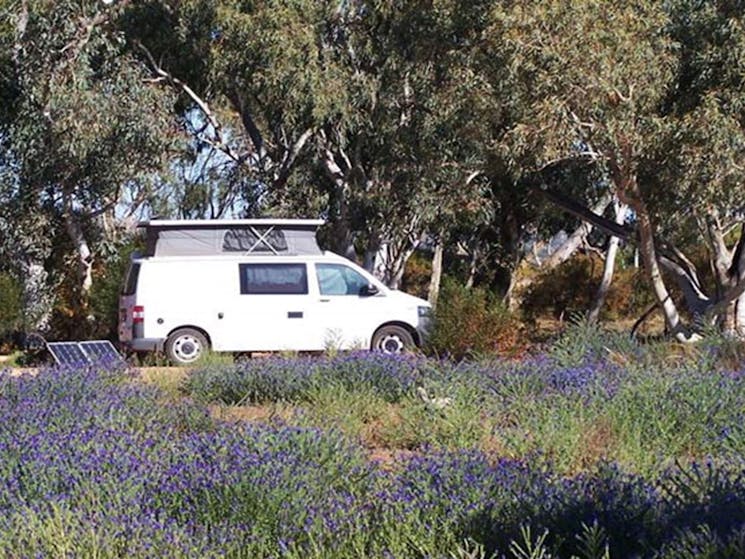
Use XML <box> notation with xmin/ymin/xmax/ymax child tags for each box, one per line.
<box><xmin>138</xmin><ymin>218</ymin><xmax>325</xmax><ymax>257</ymax></box>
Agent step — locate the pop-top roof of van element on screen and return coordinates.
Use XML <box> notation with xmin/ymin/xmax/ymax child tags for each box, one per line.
<box><xmin>138</xmin><ymin>218</ymin><xmax>324</xmax><ymax>228</ymax></box>
<box><xmin>139</xmin><ymin>218</ymin><xmax>324</xmax><ymax>257</ymax></box>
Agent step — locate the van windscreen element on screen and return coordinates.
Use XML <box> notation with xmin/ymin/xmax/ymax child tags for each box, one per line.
<box><xmin>123</xmin><ymin>263</ymin><xmax>140</xmax><ymax>296</ymax></box>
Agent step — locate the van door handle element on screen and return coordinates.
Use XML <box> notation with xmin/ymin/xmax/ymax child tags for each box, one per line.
<box><xmin>288</xmin><ymin>311</ymin><xmax>303</xmax><ymax>319</ymax></box>
<box><xmin>319</xmin><ymin>298</ymin><xmax>330</xmax><ymax>303</ymax></box>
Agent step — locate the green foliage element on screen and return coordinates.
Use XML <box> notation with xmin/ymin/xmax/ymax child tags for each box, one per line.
<box><xmin>427</xmin><ymin>279</ymin><xmax>520</xmax><ymax>359</ymax></box>
<box><xmin>2</xmin><ymin>356</ymin><xmax>745</xmax><ymax>555</ymax></box>
<box><xmin>0</xmin><ymin>0</ymin><xmax>179</xmax><ymax>332</ymax></box>
<box><xmin>88</xmin><ymin>239</ymin><xmax>142</xmax><ymax>340</ymax></box>
<box><xmin>183</xmin><ymin>346</ymin><xmax>745</xmax><ymax>477</ymax></box>
<box><xmin>508</xmin><ymin>526</ymin><xmax>551</xmax><ymax>559</ymax></box>
<box><xmin>1</xmin><ymin>0</ymin><xmax>744</xmax><ymax>343</ymax></box>
<box><xmin>401</xmin><ymin>252</ymin><xmax>431</xmax><ymax>299</ymax></box>
<box><xmin>698</xmin><ymin>328</ymin><xmax>745</xmax><ymax>372</ymax></box>
<box><xmin>0</xmin><ymin>272</ymin><xmax>22</xmax><ymax>347</ymax></box>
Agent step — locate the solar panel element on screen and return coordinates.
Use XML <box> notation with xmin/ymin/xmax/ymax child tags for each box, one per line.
<box><xmin>47</xmin><ymin>340</ymin><xmax>124</xmax><ymax>367</ymax></box>
<box><xmin>79</xmin><ymin>341</ymin><xmax>124</xmax><ymax>365</ymax></box>
<box><xmin>47</xmin><ymin>342</ymin><xmax>89</xmax><ymax>367</ymax></box>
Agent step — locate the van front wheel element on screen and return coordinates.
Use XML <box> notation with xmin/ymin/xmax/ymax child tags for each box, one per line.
<box><xmin>166</xmin><ymin>328</ymin><xmax>208</xmax><ymax>365</ymax></box>
<box><xmin>372</xmin><ymin>325</ymin><xmax>415</xmax><ymax>354</ymax></box>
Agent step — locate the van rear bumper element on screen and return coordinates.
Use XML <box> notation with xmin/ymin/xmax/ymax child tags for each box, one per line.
<box><xmin>124</xmin><ymin>338</ymin><xmax>165</xmax><ymax>352</ymax></box>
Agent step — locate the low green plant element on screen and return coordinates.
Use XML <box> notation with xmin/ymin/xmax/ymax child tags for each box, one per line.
<box><xmin>548</xmin><ymin>315</ymin><xmax>642</xmax><ymax>368</ymax></box>
<box><xmin>294</xmin><ymin>384</ymin><xmax>392</xmax><ymax>441</ymax></box>
<box><xmin>427</xmin><ymin>278</ymin><xmax>521</xmax><ymax>359</ymax></box>
<box><xmin>0</xmin><ymin>352</ymin><xmax>25</xmax><ymax>369</ymax></box>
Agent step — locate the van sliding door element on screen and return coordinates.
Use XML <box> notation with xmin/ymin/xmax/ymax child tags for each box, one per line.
<box><xmin>222</xmin><ymin>263</ymin><xmax>315</xmax><ymax>351</ymax></box>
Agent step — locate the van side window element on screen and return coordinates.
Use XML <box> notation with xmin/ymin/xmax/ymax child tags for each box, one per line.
<box><xmin>122</xmin><ymin>263</ymin><xmax>140</xmax><ymax>296</ymax></box>
<box><xmin>239</xmin><ymin>263</ymin><xmax>308</xmax><ymax>295</ymax></box>
<box><xmin>316</xmin><ymin>264</ymin><xmax>369</xmax><ymax>296</ymax></box>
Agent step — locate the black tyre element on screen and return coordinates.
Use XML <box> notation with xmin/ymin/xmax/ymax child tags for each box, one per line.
<box><xmin>165</xmin><ymin>328</ymin><xmax>209</xmax><ymax>365</ymax></box>
<box><xmin>371</xmin><ymin>325</ymin><xmax>415</xmax><ymax>354</ymax></box>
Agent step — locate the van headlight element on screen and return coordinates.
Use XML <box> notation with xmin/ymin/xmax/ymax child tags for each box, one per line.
<box><xmin>418</xmin><ymin>306</ymin><xmax>431</xmax><ymax>318</ymax></box>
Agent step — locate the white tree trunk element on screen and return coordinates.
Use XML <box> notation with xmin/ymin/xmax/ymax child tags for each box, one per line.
<box><xmin>542</xmin><ymin>194</ymin><xmax>612</xmax><ymax>269</ymax></box>
<box><xmin>428</xmin><ymin>237</ymin><xmax>444</xmax><ymax>307</ymax></box>
<box><xmin>64</xmin><ymin>212</ymin><xmax>93</xmax><ymax>294</ymax></box>
<box><xmin>386</xmin><ymin>239</ymin><xmax>420</xmax><ymax>290</ymax></box>
<box><xmin>387</xmin><ymin>254</ymin><xmax>409</xmax><ymax>290</ymax></box>
<box><xmin>588</xmin><ymin>200</ymin><xmax>627</xmax><ymax>322</ymax></box>
<box><xmin>364</xmin><ymin>239</ymin><xmax>388</xmax><ymax>282</ymax></box>
<box><xmin>466</xmin><ymin>246</ymin><xmax>479</xmax><ymax>289</ymax></box>
<box><xmin>21</xmin><ymin>261</ymin><xmax>53</xmax><ymax>332</ymax></box>
<box><xmin>616</xmin><ymin>177</ymin><xmax>698</xmax><ymax>341</ymax></box>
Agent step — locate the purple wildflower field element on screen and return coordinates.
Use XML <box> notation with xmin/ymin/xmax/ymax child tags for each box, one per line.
<box><xmin>0</xmin><ymin>349</ymin><xmax>744</xmax><ymax>557</ymax></box>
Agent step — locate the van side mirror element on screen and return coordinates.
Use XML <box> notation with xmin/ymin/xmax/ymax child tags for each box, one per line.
<box><xmin>360</xmin><ymin>284</ymin><xmax>379</xmax><ymax>297</ymax></box>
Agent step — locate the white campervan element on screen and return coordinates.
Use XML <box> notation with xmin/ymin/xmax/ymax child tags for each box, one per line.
<box><xmin>119</xmin><ymin>219</ymin><xmax>431</xmax><ymax>364</ymax></box>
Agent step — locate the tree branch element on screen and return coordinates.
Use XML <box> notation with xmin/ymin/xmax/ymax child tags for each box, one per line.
<box><xmin>705</xmin><ymin>207</ymin><xmax>732</xmax><ymax>280</ymax></box>
<box><xmin>228</xmin><ymin>91</ymin><xmax>268</xmax><ymax>165</ymax></box>
<box><xmin>137</xmin><ymin>42</ymin><xmax>243</xmax><ymax>164</ymax></box>
<box><xmin>12</xmin><ymin>0</ymin><xmax>28</xmax><ymax>65</ymax></box>
<box><xmin>728</xmin><ymin>224</ymin><xmax>745</xmax><ymax>280</ymax></box>
<box><xmin>704</xmin><ymin>279</ymin><xmax>745</xmax><ymax>322</ymax></box>
<box><xmin>274</xmin><ymin>127</ymin><xmax>314</xmax><ymax>189</ymax></box>
<box><xmin>534</xmin><ymin>186</ymin><xmax>632</xmax><ymax>240</ymax></box>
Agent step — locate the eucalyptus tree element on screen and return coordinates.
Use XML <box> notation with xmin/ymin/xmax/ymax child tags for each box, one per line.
<box><xmin>313</xmin><ymin>0</ymin><xmax>498</xmax><ymax>287</ymax></box>
<box><xmin>0</xmin><ymin>0</ymin><xmax>176</xmax><ymax>327</ymax></box>
<box><xmin>125</xmin><ymin>0</ymin><xmax>493</xmax><ymax>288</ymax></box>
<box><xmin>123</xmin><ymin>0</ymin><xmax>347</xmax><ymax>219</ymax></box>
<box><xmin>488</xmin><ymin>0</ymin><xmax>745</xmax><ymax>338</ymax></box>
<box><xmin>655</xmin><ymin>0</ymin><xmax>745</xmax><ymax>334</ymax></box>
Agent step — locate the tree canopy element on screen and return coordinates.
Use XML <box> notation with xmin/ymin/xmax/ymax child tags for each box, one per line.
<box><xmin>1</xmin><ymin>0</ymin><xmax>744</xmax><ymax>340</ymax></box>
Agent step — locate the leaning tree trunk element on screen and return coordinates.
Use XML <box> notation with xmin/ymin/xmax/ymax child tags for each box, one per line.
<box><xmin>588</xmin><ymin>200</ymin><xmax>627</xmax><ymax>322</ymax></box>
<box><xmin>614</xmin><ymin>173</ymin><xmax>697</xmax><ymax>341</ymax></box>
<box><xmin>363</xmin><ymin>236</ymin><xmax>387</xmax><ymax>281</ymax></box>
<box><xmin>321</xmin><ymin>147</ymin><xmax>356</xmax><ymax>259</ymax></box>
<box><xmin>736</xmin><ymin>290</ymin><xmax>745</xmax><ymax>336</ymax></box>
<box><xmin>725</xmin><ymin>230</ymin><xmax>745</xmax><ymax>336</ymax></box>
<box><xmin>465</xmin><ymin>244</ymin><xmax>480</xmax><ymax>289</ymax></box>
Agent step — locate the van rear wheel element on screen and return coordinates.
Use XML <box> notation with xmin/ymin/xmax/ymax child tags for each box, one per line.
<box><xmin>372</xmin><ymin>325</ymin><xmax>415</xmax><ymax>354</ymax></box>
<box><xmin>166</xmin><ymin>328</ymin><xmax>208</xmax><ymax>365</ymax></box>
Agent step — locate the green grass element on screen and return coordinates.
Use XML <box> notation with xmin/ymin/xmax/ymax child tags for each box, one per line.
<box><xmin>181</xmin><ymin>328</ymin><xmax>745</xmax><ymax>477</ymax></box>
<box><xmin>0</xmin><ymin>352</ymin><xmax>25</xmax><ymax>368</ymax></box>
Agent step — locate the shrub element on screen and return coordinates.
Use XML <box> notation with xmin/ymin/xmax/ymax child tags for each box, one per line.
<box><xmin>89</xmin><ymin>239</ymin><xmax>143</xmax><ymax>340</ymax></box>
<box><xmin>401</xmin><ymin>252</ymin><xmax>431</xmax><ymax>299</ymax></box>
<box><xmin>426</xmin><ymin>279</ymin><xmax>523</xmax><ymax>359</ymax></box>
<box><xmin>0</xmin><ymin>273</ymin><xmax>23</xmax><ymax>351</ymax></box>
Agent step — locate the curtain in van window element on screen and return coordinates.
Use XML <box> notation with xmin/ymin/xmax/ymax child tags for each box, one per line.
<box><xmin>224</xmin><ymin>229</ymin><xmax>288</xmax><ymax>252</ymax></box>
<box><xmin>239</xmin><ymin>263</ymin><xmax>307</xmax><ymax>294</ymax></box>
